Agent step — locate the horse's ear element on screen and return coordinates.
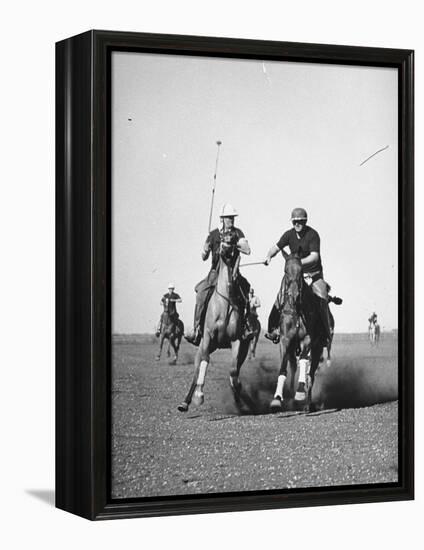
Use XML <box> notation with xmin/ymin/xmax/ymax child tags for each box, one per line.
<box><xmin>281</xmin><ymin>249</ymin><xmax>289</xmax><ymax>260</ymax></box>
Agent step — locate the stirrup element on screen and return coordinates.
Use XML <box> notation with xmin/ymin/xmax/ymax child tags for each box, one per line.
<box><xmin>265</xmin><ymin>331</ymin><xmax>280</xmax><ymax>344</ymax></box>
<box><xmin>241</xmin><ymin>323</ymin><xmax>255</xmax><ymax>340</ymax></box>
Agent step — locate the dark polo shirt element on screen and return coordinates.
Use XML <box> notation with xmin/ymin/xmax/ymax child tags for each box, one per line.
<box><xmin>161</xmin><ymin>292</ymin><xmax>181</xmax><ymax>315</ymax></box>
<box><xmin>206</xmin><ymin>227</ymin><xmax>245</xmax><ymax>270</ymax></box>
<box><xmin>277</xmin><ymin>226</ymin><xmax>322</xmax><ymax>274</ymax></box>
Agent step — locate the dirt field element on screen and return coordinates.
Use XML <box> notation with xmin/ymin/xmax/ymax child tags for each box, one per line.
<box><xmin>111</xmin><ymin>333</ymin><xmax>398</xmax><ymax>498</ymax></box>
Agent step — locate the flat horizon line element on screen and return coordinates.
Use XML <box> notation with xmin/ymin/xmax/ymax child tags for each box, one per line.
<box><xmin>112</xmin><ymin>330</ymin><xmax>398</xmax><ymax>336</ymax></box>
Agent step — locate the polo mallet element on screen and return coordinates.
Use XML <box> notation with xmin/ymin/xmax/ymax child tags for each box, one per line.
<box><xmin>207</xmin><ymin>140</ymin><xmax>222</xmax><ymax>233</ymax></box>
<box><xmin>240</xmin><ymin>261</ymin><xmax>267</xmax><ymax>267</ymax></box>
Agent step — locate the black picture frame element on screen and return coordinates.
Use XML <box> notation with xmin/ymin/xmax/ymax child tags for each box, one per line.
<box><xmin>56</xmin><ymin>30</ymin><xmax>414</xmax><ymax>520</ymax></box>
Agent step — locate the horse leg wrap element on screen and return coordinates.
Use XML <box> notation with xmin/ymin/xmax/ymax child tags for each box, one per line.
<box><xmin>298</xmin><ymin>359</ymin><xmax>307</xmax><ymax>384</ymax></box>
<box><xmin>295</xmin><ymin>359</ymin><xmax>308</xmax><ymax>401</ymax></box>
<box><xmin>193</xmin><ymin>360</ymin><xmax>208</xmax><ymax>406</ymax></box>
<box><xmin>197</xmin><ymin>360</ymin><xmax>208</xmax><ymax>386</ymax></box>
<box><xmin>274</xmin><ymin>374</ymin><xmax>286</xmax><ymax>400</ymax></box>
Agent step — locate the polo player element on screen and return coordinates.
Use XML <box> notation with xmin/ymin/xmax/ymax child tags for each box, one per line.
<box><xmin>264</xmin><ymin>207</ymin><xmax>342</xmax><ymax>346</ymax></box>
<box><xmin>156</xmin><ymin>283</ymin><xmax>182</xmax><ymax>337</ymax></box>
<box><xmin>185</xmin><ymin>203</ymin><xmax>252</xmax><ymax>346</ymax></box>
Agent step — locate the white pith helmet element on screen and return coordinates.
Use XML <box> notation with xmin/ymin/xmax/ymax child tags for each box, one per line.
<box><xmin>220</xmin><ymin>203</ymin><xmax>238</xmax><ymax>217</ymax></box>
<box><xmin>168</xmin><ymin>283</ymin><xmax>175</xmax><ymax>289</ymax></box>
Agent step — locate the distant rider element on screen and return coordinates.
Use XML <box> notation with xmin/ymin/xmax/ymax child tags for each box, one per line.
<box><xmin>249</xmin><ymin>288</ymin><xmax>261</xmax><ymax>317</ymax></box>
<box><xmin>368</xmin><ymin>312</ymin><xmax>378</xmax><ymax>328</ymax></box>
<box><xmin>156</xmin><ymin>283</ymin><xmax>182</xmax><ymax>337</ymax></box>
<box><xmin>264</xmin><ymin>207</ymin><xmax>341</xmax><ymax>345</ymax></box>
<box><xmin>369</xmin><ymin>312</ymin><xmax>377</xmax><ymax>324</ymax></box>
<box><xmin>185</xmin><ymin>203</ymin><xmax>252</xmax><ymax>346</ymax></box>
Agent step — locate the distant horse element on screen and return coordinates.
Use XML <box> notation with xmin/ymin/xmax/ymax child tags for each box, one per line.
<box><xmin>270</xmin><ymin>252</ymin><xmax>333</xmax><ymax>413</ymax></box>
<box><xmin>155</xmin><ymin>312</ymin><xmax>184</xmax><ymax>364</ymax></box>
<box><xmin>248</xmin><ymin>312</ymin><xmax>261</xmax><ymax>359</ymax></box>
<box><xmin>178</xmin><ymin>241</ymin><xmax>250</xmax><ymax>411</ymax></box>
<box><xmin>369</xmin><ymin>322</ymin><xmax>380</xmax><ymax>345</ymax></box>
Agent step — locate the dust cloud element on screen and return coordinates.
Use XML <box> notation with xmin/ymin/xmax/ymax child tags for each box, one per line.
<box><xmin>314</xmin><ymin>357</ymin><xmax>397</xmax><ymax>409</ymax></box>
<box><xmin>220</xmin><ymin>351</ymin><xmax>398</xmax><ymax>415</ymax></box>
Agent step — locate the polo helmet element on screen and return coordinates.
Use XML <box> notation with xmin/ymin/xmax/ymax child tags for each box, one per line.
<box><xmin>291</xmin><ymin>207</ymin><xmax>308</xmax><ymax>221</ymax></box>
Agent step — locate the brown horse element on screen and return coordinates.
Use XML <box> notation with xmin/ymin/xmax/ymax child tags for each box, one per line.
<box><xmin>178</xmin><ymin>241</ymin><xmax>250</xmax><ymax>411</ymax></box>
<box><xmin>155</xmin><ymin>311</ymin><xmax>184</xmax><ymax>365</ymax></box>
<box><xmin>270</xmin><ymin>252</ymin><xmax>332</xmax><ymax>413</ymax></box>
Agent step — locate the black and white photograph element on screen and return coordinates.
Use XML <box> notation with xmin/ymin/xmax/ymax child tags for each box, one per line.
<box><xmin>111</xmin><ymin>51</ymin><xmax>400</xmax><ymax>499</ymax></box>
<box><xmin>3</xmin><ymin>0</ymin><xmax>421</xmax><ymax>545</ymax></box>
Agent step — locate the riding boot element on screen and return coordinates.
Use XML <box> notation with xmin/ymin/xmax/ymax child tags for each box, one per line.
<box><xmin>265</xmin><ymin>304</ymin><xmax>280</xmax><ymax>344</ymax></box>
<box><xmin>328</xmin><ymin>295</ymin><xmax>343</xmax><ymax>305</ymax></box>
<box><xmin>240</xmin><ymin>301</ymin><xmax>254</xmax><ymax>340</ymax></box>
<box><xmin>318</xmin><ymin>298</ymin><xmax>332</xmax><ymax>347</ymax></box>
<box><xmin>184</xmin><ymin>304</ymin><xmax>202</xmax><ymax>346</ymax></box>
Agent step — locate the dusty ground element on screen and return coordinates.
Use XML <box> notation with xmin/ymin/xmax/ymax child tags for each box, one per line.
<box><xmin>111</xmin><ymin>334</ymin><xmax>398</xmax><ymax>498</ymax></box>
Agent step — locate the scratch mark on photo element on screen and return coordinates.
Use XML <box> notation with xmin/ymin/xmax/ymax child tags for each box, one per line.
<box><xmin>360</xmin><ymin>145</ymin><xmax>389</xmax><ymax>166</ymax></box>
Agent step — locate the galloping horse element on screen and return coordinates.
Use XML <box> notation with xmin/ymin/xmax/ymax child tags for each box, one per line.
<box><xmin>270</xmin><ymin>252</ymin><xmax>331</xmax><ymax>413</ymax></box>
<box><xmin>369</xmin><ymin>321</ymin><xmax>380</xmax><ymax>345</ymax></box>
<box><xmin>248</xmin><ymin>312</ymin><xmax>261</xmax><ymax>359</ymax></box>
<box><xmin>155</xmin><ymin>311</ymin><xmax>184</xmax><ymax>364</ymax></box>
<box><xmin>178</xmin><ymin>241</ymin><xmax>250</xmax><ymax>411</ymax></box>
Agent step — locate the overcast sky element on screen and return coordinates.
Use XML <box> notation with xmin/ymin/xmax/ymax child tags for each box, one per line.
<box><xmin>112</xmin><ymin>52</ymin><xmax>398</xmax><ymax>334</ymax></box>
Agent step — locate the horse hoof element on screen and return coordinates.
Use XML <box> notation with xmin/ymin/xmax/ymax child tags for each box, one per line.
<box><xmin>155</xmin><ymin>356</ymin><xmax>160</xmax><ymax>361</ymax></box>
<box><xmin>270</xmin><ymin>397</ymin><xmax>283</xmax><ymax>412</ymax></box>
<box><xmin>169</xmin><ymin>359</ymin><xmax>177</xmax><ymax>365</ymax></box>
<box><xmin>193</xmin><ymin>392</ymin><xmax>204</xmax><ymax>407</ymax></box>
<box><xmin>295</xmin><ymin>391</ymin><xmax>306</xmax><ymax>401</ymax></box>
<box><xmin>177</xmin><ymin>402</ymin><xmax>189</xmax><ymax>412</ymax></box>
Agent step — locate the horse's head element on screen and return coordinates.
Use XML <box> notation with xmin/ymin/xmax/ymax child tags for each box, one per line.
<box><xmin>282</xmin><ymin>250</ymin><xmax>303</xmax><ymax>312</ymax></box>
<box><xmin>219</xmin><ymin>229</ymin><xmax>240</xmax><ymax>268</ymax></box>
<box><xmin>162</xmin><ymin>310</ymin><xmax>177</xmax><ymax>330</ymax></box>
<box><xmin>282</xmin><ymin>249</ymin><xmax>303</xmax><ymax>282</ymax></box>
<box><xmin>217</xmin><ymin>231</ymin><xmax>241</xmax><ymax>303</ymax></box>
<box><xmin>161</xmin><ymin>310</ymin><xmax>171</xmax><ymax>326</ymax></box>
